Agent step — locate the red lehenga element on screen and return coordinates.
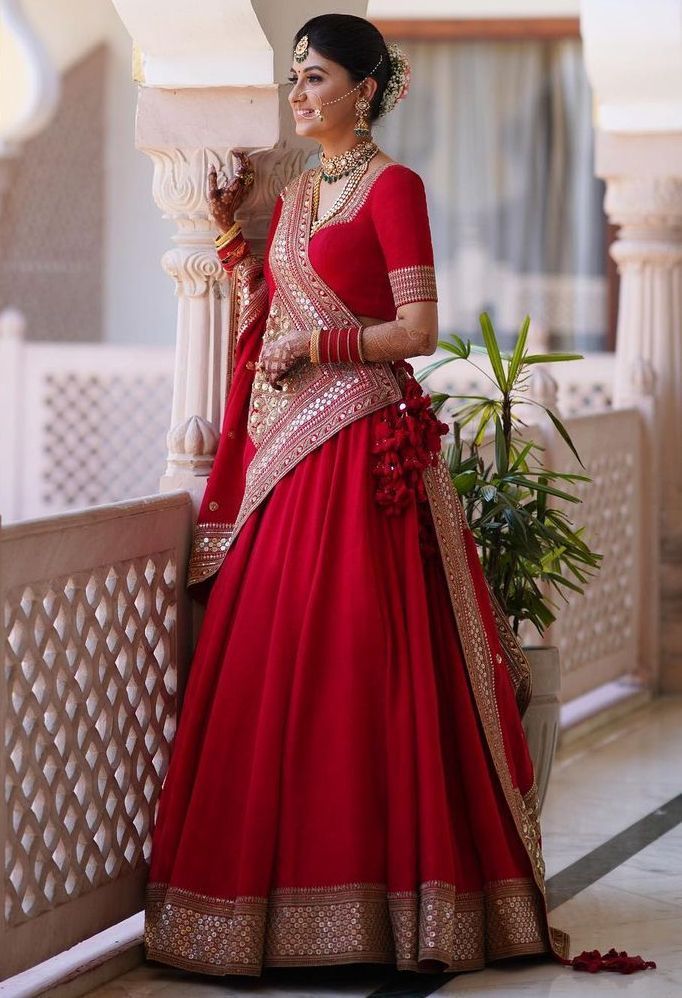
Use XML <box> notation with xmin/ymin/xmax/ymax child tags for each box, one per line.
<box><xmin>143</xmin><ymin>162</ymin><xmax>570</xmax><ymax>976</ymax></box>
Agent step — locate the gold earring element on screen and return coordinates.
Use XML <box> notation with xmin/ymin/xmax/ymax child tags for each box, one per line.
<box><xmin>354</xmin><ymin>96</ymin><xmax>371</xmax><ymax>138</ymax></box>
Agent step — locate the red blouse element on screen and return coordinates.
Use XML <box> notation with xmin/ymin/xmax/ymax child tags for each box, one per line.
<box><xmin>263</xmin><ymin>162</ymin><xmax>438</xmax><ymax>323</ymax></box>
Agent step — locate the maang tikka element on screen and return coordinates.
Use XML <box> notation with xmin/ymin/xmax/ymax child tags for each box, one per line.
<box><xmin>294</xmin><ymin>34</ymin><xmax>309</xmax><ymax>63</ymax></box>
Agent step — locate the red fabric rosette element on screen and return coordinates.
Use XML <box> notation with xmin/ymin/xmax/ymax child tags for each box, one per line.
<box><xmin>371</xmin><ymin>363</ymin><xmax>448</xmax><ymax>552</ymax></box>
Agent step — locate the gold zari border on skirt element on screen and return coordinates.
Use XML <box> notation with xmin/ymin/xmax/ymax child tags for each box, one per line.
<box><xmin>144</xmin><ymin>877</ymin><xmax>548</xmax><ymax>977</ymax></box>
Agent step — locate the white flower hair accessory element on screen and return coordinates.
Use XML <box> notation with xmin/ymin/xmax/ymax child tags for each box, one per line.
<box><xmin>377</xmin><ymin>43</ymin><xmax>411</xmax><ymax>117</ymax></box>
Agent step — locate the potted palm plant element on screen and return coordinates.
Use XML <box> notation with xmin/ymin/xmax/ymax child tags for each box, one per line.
<box><xmin>417</xmin><ymin>313</ymin><xmax>602</xmax><ymax>807</ymax></box>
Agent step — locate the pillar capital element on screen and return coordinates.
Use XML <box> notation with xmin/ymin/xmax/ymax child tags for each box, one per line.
<box><xmin>604</xmin><ymin>175</ymin><xmax>682</xmax><ymax>237</ymax></box>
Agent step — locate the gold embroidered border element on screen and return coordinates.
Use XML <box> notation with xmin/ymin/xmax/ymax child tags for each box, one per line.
<box><xmin>389</xmin><ymin>265</ymin><xmax>438</xmax><ymax>308</ymax></box>
<box><xmin>144</xmin><ymin>877</ymin><xmax>547</xmax><ymax>977</ymax></box>
<box><xmin>487</xmin><ymin>583</ymin><xmax>533</xmax><ymax>717</ymax></box>
<box><xmin>222</xmin><ymin>253</ymin><xmax>268</xmax><ymax>400</ymax></box>
<box><xmin>422</xmin><ymin>456</ymin><xmax>570</xmax><ymax>962</ymax></box>
<box><xmin>485</xmin><ymin>878</ymin><xmax>547</xmax><ymax>959</ymax></box>
<box><xmin>521</xmin><ymin>778</ymin><xmax>546</xmax><ymax>894</ymax></box>
<box><xmin>189</xmin><ymin>522</ymin><xmax>235</xmax><ymax>582</ymax></box>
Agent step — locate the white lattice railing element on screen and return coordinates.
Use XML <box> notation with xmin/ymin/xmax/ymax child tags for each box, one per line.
<box><xmin>0</xmin><ymin>493</ymin><xmax>193</xmax><ymax>980</ymax></box>
<box><xmin>538</xmin><ymin>407</ymin><xmax>654</xmax><ymax>702</ymax></box>
<box><xmin>0</xmin><ymin>311</ymin><xmax>174</xmax><ymax>523</ymax></box>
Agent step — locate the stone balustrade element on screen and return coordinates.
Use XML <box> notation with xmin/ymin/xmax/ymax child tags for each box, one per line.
<box><xmin>0</xmin><ymin>493</ymin><xmax>193</xmax><ymax>979</ymax></box>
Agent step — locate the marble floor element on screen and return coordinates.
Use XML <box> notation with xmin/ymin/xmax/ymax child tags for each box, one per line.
<box><xmin>86</xmin><ymin>696</ymin><xmax>682</xmax><ymax>998</ymax></box>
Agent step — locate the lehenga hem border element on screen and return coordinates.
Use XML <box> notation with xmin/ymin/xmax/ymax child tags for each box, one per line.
<box><xmin>143</xmin><ymin>876</ymin><xmax>550</xmax><ymax>978</ymax></box>
<box><xmin>144</xmin><ymin>945</ymin><xmax>549</xmax><ymax>978</ymax></box>
<box><xmin>144</xmin><ymin>949</ymin><xmax>544</xmax><ymax>977</ymax></box>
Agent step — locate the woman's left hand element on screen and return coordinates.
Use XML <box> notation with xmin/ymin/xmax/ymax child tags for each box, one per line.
<box><xmin>259</xmin><ymin>329</ymin><xmax>311</xmax><ymax>385</ymax></box>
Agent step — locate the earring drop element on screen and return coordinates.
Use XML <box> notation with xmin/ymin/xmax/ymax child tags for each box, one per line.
<box><xmin>354</xmin><ymin>96</ymin><xmax>371</xmax><ymax>138</ymax></box>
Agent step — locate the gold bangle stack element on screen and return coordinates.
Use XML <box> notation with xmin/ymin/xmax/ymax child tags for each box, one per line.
<box><xmin>309</xmin><ymin>328</ymin><xmax>322</xmax><ymax>364</ymax></box>
<box><xmin>215</xmin><ymin>221</ymin><xmax>242</xmax><ymax>249</ymax></box>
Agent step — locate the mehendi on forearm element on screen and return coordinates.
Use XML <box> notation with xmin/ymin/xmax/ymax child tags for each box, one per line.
<box><xmin>360</xmin><ymin>319</ymin><xmax>435</xmax><ymax>362</ymax></box>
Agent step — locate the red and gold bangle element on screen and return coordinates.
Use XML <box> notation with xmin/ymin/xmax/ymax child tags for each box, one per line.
<box><xmin>215</xmin><ymin>222</ymin><xmax>249</xmax><ymax>274</ymax></box>
<box><xmin>315</xmin><ymin>326</ymin><xmax>365</xmax><ymax>364</ymax></box>
<box><xmin>215</xmin><ymin>222</ymin><xmax>241</xmax><ymax>250</ymax></box>
<box><xmin>217</xmin><ymin>236</ymin><xmax>248</xmax><ymax>274</ymax></box>
<box><xmin>217</xmin><ymin>238</ymin><xmax>247</xmax><ymax>265</ymax></box>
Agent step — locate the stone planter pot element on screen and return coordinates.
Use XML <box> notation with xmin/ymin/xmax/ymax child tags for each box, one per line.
<box><xmin>521</xmin><ymin>646</ymin><xmax>561</xmax><ymax>812</ymax></box>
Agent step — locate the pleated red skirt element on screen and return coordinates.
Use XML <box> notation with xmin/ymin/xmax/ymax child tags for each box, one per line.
<box><xmin>144</xmin><ymin>404</ymin><xmax>548</xmax><ymax>976</ymax></box>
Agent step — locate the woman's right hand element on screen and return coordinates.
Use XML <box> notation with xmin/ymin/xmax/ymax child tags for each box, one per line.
<box><xmin>208</xmin><ymin>151</ymin><xmax>255</xmax><ymax>233</ymax></box>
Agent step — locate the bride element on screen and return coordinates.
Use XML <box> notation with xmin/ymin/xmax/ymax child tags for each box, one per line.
<box><xmin>142</xmin><ymin>11</ymin><xmax>569</xmax><ymax>979</ymax></box>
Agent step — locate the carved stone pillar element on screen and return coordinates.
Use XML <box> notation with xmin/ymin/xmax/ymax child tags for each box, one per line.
<box><xmin>135</xmin><ymin>87</ymin><xmax>311</xmax><ymax>506</ymax></box>
<box><xmin>607</xmin><ymin>178</ymin><xmax>682</xmax><ymax>467</ymax></box>
<box><xmin>111</xmin><ymin>0</ymin><xmax>369</xmax><ymax>508</ymax></box>
<box><xmin>582</xmin><ymin>0</ymin><xmax>682</xmax><ymax>692</ymax></box>
<box><xmin>604</xmin><ymin>169</ymin><xmax>682</xmax><ymax>691</ymax></box>
<box><xmin>148</xmin><ymin>148</ymin><xmax>226</xmax><ymax>493</ymax></box>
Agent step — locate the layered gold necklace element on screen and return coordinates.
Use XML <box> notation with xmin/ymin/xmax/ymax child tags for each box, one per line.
<box><xmin>311</xmin><ymin>140</ymin><xmax>380</xmax><ymax>238</ymax></box>
<box><xmin>319</xmin><ymin>139</ymin><xmax>379</xmax><ymax>183</ymax></box>
<box><xmin>310</xmin><ymin>161</ymin><xmax>369</xmax><ymax>238</ymax></box>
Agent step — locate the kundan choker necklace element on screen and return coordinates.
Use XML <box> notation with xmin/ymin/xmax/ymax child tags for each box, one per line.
<box><xmin>319</xmin><ymin>139</ymin><xmax>379</xmax><ymax>183</ymax></box>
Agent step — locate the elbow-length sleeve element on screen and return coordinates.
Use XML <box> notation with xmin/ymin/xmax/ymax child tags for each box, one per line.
<box><xmin>370</xmin><ymin>165</ymin><xmax>438</xmax><ymax>309</ymax></box>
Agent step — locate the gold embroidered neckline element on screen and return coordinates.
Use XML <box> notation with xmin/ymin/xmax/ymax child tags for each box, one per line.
<box><xmin>308</xmin><ymin>161</ymin><xmax>399</xmax><ymax>239</ymax></box>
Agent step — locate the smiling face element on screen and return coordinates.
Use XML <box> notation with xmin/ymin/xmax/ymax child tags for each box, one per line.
<box><xmin>287</xmin><ymin>47</ymin><xmax>376</xmax><ymax>141</ymax></box>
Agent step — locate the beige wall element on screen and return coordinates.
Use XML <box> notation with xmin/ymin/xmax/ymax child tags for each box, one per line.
<box><xmin>367</xmin><ymin>1</ymin><xmax>580</xmax><ymax>17</ymax></box>
<box><xmin>5</xmin><ymin>1</ymin><xmax>177</xmax><ymax>345</ymax></box>
<box><xmin>102</xmin><ymin>18</ymin><xmax>176</xmax><ymax>346</ymax></box>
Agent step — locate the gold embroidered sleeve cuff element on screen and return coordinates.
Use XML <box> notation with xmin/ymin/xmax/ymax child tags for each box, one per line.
<box><xmin>389</xmin><ymin>265</ymin><xmax>438</xmax><ymax>308</ymax></box>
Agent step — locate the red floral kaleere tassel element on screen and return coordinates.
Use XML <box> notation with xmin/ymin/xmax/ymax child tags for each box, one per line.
<box><xmin>371</xmin><ymin>361</ymin><xmax>448</xmax><ymax>553</ymax></box>
<box><xmin>555</xmin><ymin>948</ymin><xmax>656</xmax><ymax>975</ymax></box>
